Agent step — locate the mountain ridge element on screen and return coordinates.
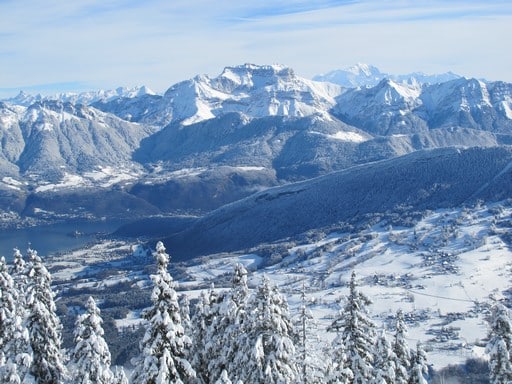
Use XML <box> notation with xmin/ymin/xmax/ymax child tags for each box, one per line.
<box><xmin>165</xmin><ymin>146</ymin><xmax>512</xmax><ymax>259</ymax></box>
<box><xmin>0</xmin><ymin>63</ymin><xmax>511</xmax><ymax>222</ymax></box>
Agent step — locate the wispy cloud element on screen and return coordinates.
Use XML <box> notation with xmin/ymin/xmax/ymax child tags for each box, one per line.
<box><xmin>0</xmin><ymin>0</ymin><xmax>511</xmax><ymax>97</ymax></box>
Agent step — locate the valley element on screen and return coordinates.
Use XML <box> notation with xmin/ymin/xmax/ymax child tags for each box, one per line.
<box><xmin>43</xmin><ymin>199</ymin><xmax>512</xmax><ymax>372</ymax></box>
<box><xmin>1</xmin><ymin>63</ymin><xmax>512</xmax><ymax>381</ymax></box>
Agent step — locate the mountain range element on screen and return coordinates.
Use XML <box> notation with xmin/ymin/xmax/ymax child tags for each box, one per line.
<box><xmin>4</xmin><ymin>64</ymin><xmax>512</xmax><ymax>375</ymax></box>
<box><xmin>313</xmin><ymin>63</ymin><xmax>461</xmax><ymax>88</ymax></box>
<box><xmin>1</xmin><ymin>63</ymin><xmax>511</xmax><ymax>224</ymax></box>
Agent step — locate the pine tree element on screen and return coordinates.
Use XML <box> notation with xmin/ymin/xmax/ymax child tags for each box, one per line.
<box><xmin>3</xmin><ymin>251</ymin><xmax>33</xmax><ymax>382</ymax></box>
<box><xmin>214</xmin><ymin>370</ymin><xmax>233</xmax><ymax>384</ymax></box>
<box><xmin>486</xmin><ymin>303</ymin><xmax>512</xmax><ymax>384</ymax></box>
<box><xmin>329</xmin><ymin>271</ymin><xmax>375</xmax><ymax>384</ymax></box>
<box><xmin>218</xmin><ymin>263</ymin><xmax>251</xmax><ymax>381</ymax></box>
<box><xmin>0</xmin><ymin>257</ymin><xmax>17</xmax><ymax>352</ymax></box>
<box><xmin>0</xmin><ymin>361</ymin><xmax>22</xmax><ymax>384</ymax></box>
<box><xmin>26</xmin><ymin>248</ymin><xmax>67</xmax><ymax>384</ymax></box>
<box><xmin>71</xmin><ymin>296</ymin><xmax>114</xmax><ymax>384</ymax></box>
<box><xmin>325</xmin><ymin>339</ymin><xmax>353</xmax><ymax>384</ymax></box>
<box><xmin>408</xmin><ymin>342</ymin><xmax>428</xmax><ymax>384</ymax></box>
<box><xmin>0</xmin><ymin>257</ymin><xmax>22</xmax><ymax>384</ymax></box>
<box><xmin>193</xmin><ymin>264</ymin><xmax>251</xmax><ymax>382</ymax></box>
<box><xmin>372</xmin><ymin>330</ymin><xmax>396</xmax><ymax>384</ymax></box>
<box><xmin>179</xmin><ymin>294</ymin><xmax>192</xmax><ymax>337</ymax></box>
<box><xmin>112</xmin><ymin>366</ymin><xmax>129</xmax><ymax>384</ymax></box>
<box><xmin>296</xmin><ymin>283</ymin><xmax>327</xmax><ymax>384</ymax></box>
<box><xmin>131</xmin><ymin>241</ymin><xmax>195</xmax><ymax>384</ymax></box>
<box><xmin>190</xmin><ymin>286</ymin><xmax>222</xmax><ymax>384</ymax></box>
<box><xmin>393</xmin><ymin>309</ymin><xmax>412</xmax><ymax>384</ymax></box>
<box><xmin>9</xmin><ymin>248</ymin><xmax>28</xmax><ymax>290</ymax></box>
<box><xmin>236</xmin><ymin>275</ymin><xmax>298</xmax><ymax>384</ymax></box>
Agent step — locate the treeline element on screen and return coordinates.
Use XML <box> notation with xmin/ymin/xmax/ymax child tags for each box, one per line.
<box><xmin>0</xmin><ymin>242</ymin><xmax>508</xmax><ymax>383</ymax></box>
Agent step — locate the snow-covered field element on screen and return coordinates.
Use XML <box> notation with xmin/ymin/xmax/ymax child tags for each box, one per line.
<box><xmin>48</xmin><ymin>201</ymin><xmax>512</xmax><ymax>370</ymax></box>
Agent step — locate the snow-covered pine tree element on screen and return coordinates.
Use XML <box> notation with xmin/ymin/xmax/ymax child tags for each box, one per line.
<box><xmin>486</xmin><ymin>303</ymin><xmax>512</xmax><ymax>384</ymax></box>
<box><xmin>190</xmin><ymin>286</ymin><xmax>222</xmax><ymax>384</ymax></box>
<box><xmin>0</xmin><ymin>257</ymin><xmax>17</xmax><ymax>352</ymax></box>
<box><xmin>408</xmin><ymin>342</ymin><xmax>428</xmax><ymax>384</ymax></box>
<box><xmin>194</xmin><ymin>263</ymin><xmax>251</xmax><ymax>382</ymax></box>
<box><xmin>25</xmin><ymin>248</ymin><xmax>67</xmax><ymax>384</ymax></box>
<box><xmin>112</xmin><ymin>366</ymin><xmax>129</xmax><ymax>384</ymax></box>
<box><xmin>393</xmin><ymin>309</ymin><xmax>412</xmax><ymax>384</ymax></box>
<box><xmin>325</xmin><ymin>339</ymin><xmax>353</xmax><ymax>384</ymax></box>
<box><xmin>2</xmin><ymin>251</ymin><xmax>33</xmax><ymax>382</ymax></box>
<box><xmin>9</xmin><ymin>248</ymin><xmax>28</xmax><ymax>290</ymax></box>
<box><xmin>372</xmin><ymin>330</ymin><xmax>396</xmax><ymax>384</ymax></box>
<box><xmin>179</xmin><ymin>294</ymin><xmax>192</xmax><ymax>338</ymax></box>
<box><xmin>218</xmin><ymin>263</ymin><xmax>251</xmax><ymax>381</ymax></box>
<box><xmin>214</xmin><ymin>370</ymin><xmax>232</xmax><ymax>384</ymax></box>
<box><xmin>71</xmin><ymin>296</ymin><xmax>114</xmax><ymax>384</ymax></box>
<box><xmin>329</xmin><ymin>271</ymin><xmax>375</xmax><ymax>384</ymax></box>
<box><xmin>235</xmin><ymin>275</ymin><xmax>298</xmax><ymax>384</ymax></box>
<box><xmin>130</xmin><ymin>241</ymin><xmax>195</xmax><ymax>384</ymax></box>
<box><xmin>0</xmin><ymin>256</ymin><xmax>22</xmax><ymax>384</ymax></box>
<box><xmin>295</xmin><ymin>283</ymin><xmax>327</xmax><ymax>384</ymax></box>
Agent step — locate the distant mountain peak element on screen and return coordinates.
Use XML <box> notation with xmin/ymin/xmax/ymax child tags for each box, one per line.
<box><xmin>160</xmin><ymin>63</ymin><xmax>342</xmax><ymax>126</ymax></box>
<box><xmin>346</xmin><ymin>63</ymin><xmax>381</xmax><ymax>77</ymax></box>
<box><xmin>314</xmin><ymin>64</ymin><xmax>462</xmax><ymax>88</ymax></box>
<box><xmin>3</xmin><ymin>86</ymin><xmax>157</xmax><ymax>107</ymax></box>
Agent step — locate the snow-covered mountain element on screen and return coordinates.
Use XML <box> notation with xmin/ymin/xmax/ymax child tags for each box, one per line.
<box><xmin>0</xmin><ymin>64</ymin><xmax>512</xmax><ymax>221</ymax></box>
<box><xmin>314</xmin><ymin>63</ymin><xmax>461</xmax><ymax>88</ymax></box>
<box><xmin>333</xmin><ymin>77</ymin><xmax>512</xmax><ymax>135</ymax></box>
<box><xmin>5</xmin><ymin>86</ymin><xmax>156</xmax><ymax>107</ymax></box>
<box><xmin>0</xmin><ymin>100</ymin><xmax>156</xmax><ymax>182</ymax></box>
<box><xmin>94</xmin><ymin>64</ymin><xmax>343</xmax><ymax>127</ymax></box>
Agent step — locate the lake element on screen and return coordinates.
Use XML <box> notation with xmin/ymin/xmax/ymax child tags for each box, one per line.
<box><xmin>0</xmin><ymin>219</ymin><xmax>130</xmax><ymax>262</ymax></box>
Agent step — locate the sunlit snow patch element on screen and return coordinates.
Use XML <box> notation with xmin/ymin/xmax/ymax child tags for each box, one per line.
<box><xmin>328</xmin><ymin>131</ymin><xmax>368</xmax><ymax>142</ymax></box>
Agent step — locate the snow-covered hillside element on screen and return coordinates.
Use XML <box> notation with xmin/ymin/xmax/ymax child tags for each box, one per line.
<box><xmin>46</xmin><ymin>199</ymin><xmax>512</xmax><ymax>371</ymax></box>
<box><xmin>166</xmin><ymin>146</ymin><xmax>512</xmax><ymax>259</ymax></box>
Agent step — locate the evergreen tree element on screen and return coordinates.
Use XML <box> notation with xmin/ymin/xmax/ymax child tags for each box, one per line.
<box><xmin>0</xmin><ymin>361</ymin><xmax>22</xmax><ymax>384</ymax></box>
<box><xmin>296</xmin><ymin>283</ymin><xmax>327</xmax><ymax>384</ymax></box>
<box><xmin>71</xmin><ymin>296</ymin><xmax>114</xmax><ymax>384</ymax></box>
<box><xmin>218</xmin><ymin>263</ymin><xmax>251</xmax><ymax>381</ymax></box>
<box><xmin>193</xmin><ymin>263</ymin><xmax>251</xmax><ymax>382</ymax></box>
<box><xmin>329</xmin><ymin>271</ymin><xmax>375</xmax><ymax>384</ymax></box>
<box><xmin>131</xmin><ymin>241</ymin><xmax>195</xmax><ymax>384</ymax></box>
<box><xmin>372</xmin><ymin>330</ymin><xmax>396</xmax><ymax>384</ymax></box>
<box><xmin>190</xmin><ymin>286</ymin><xmax>222</xmax><ymax>384</ymax></box>
<box><xmin>179</xmin><ymin>294</ymin><xmax>192</xmax><ymax>338</ymax></box>
<box><xmin>25</xmin><ymin>249</ymin><xmax>67</xmax><ymax>384</ymax></box>
<box><xmin>486</xmin><ymin>303</ymin><xmax>512</xmax><ymax>384</ymax></box>
<box><xmin>9</xmin><ymin>248</ymin><xmax>28</xmax><ymax>290</ymax></box>
<box><xmin>326</xmin><ymin>333</ymin><xmax>353</xmax><ymax>384</ymax></box>
<box><xmin>112</xmin><ymin>366</ymin><xmax>129</xmax><ymax>384</ymax></box>
<box><xmin>236</xmin><ymin>275</ymin><xmax>298</xmax><ymax>384</ymax></box>
<box><xmin>0</xmin><ymin>257</ymin><xmax>17</xmax><ymax>353</ymax></box>
<box><xmin>3</xmin><ymin>251</ymin><xmax>33</xmax><ymax>382</ymax></box>
<box><xmin>0</xmin><ymin>257</ymin><xmax>22</xmax><ymax>384</ymax></box>
<box><xmin>214</xmin><ymin>370</ymin><xmax>233</xmax><ymax>384</ymax></box>
<box><xmin>408</xmin><ymin>342</ymin><xmax>428</xmax><ymax>384</ymax></box>
<box><xmin>393</xmin><ymin>309</ymin><xmax>412</xmax><ymax>384</ymax></box>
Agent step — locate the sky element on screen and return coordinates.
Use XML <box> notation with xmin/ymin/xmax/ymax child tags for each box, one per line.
<box><xmin>0</xmin><ymin>0</ymin><xmax>511</xmax><ymax>98</ymax></box>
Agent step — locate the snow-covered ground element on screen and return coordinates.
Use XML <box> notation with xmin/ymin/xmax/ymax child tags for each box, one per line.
<box><xmin>48</xmin><ymin>201</ymin><xmax>512</xmax><ymax>371</ymax></box>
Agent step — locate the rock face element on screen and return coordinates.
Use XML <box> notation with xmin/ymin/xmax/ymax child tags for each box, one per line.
<box><xmin>1</xmin><ymin>64</ymin><xmax>512</xmax><ymax>219</ymax></box>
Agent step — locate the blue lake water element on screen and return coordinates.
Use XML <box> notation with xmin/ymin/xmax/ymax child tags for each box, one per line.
<box><xmin>0</xmin><ymin>220</ymin><xmax>129</xmax><ymax>262</ymax></box>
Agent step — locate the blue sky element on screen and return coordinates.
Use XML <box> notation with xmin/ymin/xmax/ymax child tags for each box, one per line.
<box><xmin>0</xmin><ymin>0</ymin><xmax>511</xmax><ymax>98</ymax></box>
